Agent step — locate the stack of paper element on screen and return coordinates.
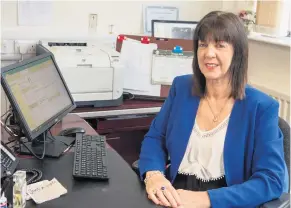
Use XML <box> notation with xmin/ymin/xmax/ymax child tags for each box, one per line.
<box><xmin>119</xmin><ymin>39</ymin><xmax>161</xmax><ymax>96</ymax></box>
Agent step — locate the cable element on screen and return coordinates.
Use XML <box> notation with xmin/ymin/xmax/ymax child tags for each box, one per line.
<box><xmin>4</xmin><ymin>112</ymin><xmax>12</xmax><ymax>126</ymax></box>
<box><xmin>1</xmin><ymin>109</ymin><xmax>22</xmax><ymax>137</ymax></box>
<box><xmin>3</xmin><ymin>113</ymin><xmax>21</xmax><ymax>136</ymax></box>
<box><xmin>24</xmin><ymin>169</ymin><xmax>43</xmax><ymax>185</ymax></box>
<box><xmin>19</xmin><ymin>131</ymin><xmax>46</xmax><ymax>160</ymax></box>
<box><xmin>2</xmin><ymin>110</ymin><xmax>45</xmax><ymax>159</ymax></box>
<box><xmin>1</xmin><ymin>93</ymin><xmax>9</xmax><ymax>118</ymax></box>
<box><xmin>1</xmin><ymin>107</ymin><xmax>12</xmax><ymax>118</ymax></box>
<box><xmin>4</xmin><ymin>139</ymin><xmax>17</xmax><ymax>146</ymax></box>
<box><xmin>123</xmin><ymin>92</ymin><xmax>135</xmax><ymax>100</ymax></box>
<box><xmin>47</xmin><ymin>130</ymin><xmax>68</xmax><ymax>146</ymax></box>
<box><xmin>0</xmin><ymin>120</ymin><xmax>19</xmax><ymax>137</ymax></box>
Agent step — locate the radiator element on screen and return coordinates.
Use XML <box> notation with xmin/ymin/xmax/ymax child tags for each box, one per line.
<box><xmin>251</xmin><ymin>84</ymin><xmax>290</xmax><ymax>124</ymax></box>
<box><xmin>271</xmin><ymin>95</ymin><xmax>290</xmax><ymax>124</ymax></box>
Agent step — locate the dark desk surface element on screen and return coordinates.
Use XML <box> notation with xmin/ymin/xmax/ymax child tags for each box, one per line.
<box><xmin>2</xmin><ymin>114</ymin><xmax>156</xmax><ymax>208</ymax></box>
<box><xmin>20</xmin><ymin>150</ymin><xmax>156</xmax><ymax>208</ymax></box>
<box><xmin>72</xmin><ymin>99</ymin><xmax>164</xmax><ymax>114</ymax></box>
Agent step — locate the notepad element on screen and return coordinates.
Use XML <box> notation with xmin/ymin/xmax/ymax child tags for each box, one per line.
<box><xmin>27</xmin><ymin>178</ymin><xmax>67</xmax><ymax>204</ymax></box>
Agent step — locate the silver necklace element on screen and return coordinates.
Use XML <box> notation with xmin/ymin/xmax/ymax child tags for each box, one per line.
<box><xmin>205</xmin><ymin>96</ymin><xmax>229</xmax><ymax>123</ymax></box>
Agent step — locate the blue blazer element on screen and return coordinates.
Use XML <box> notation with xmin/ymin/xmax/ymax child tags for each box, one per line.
<box><xmin>139</xmin><ymin>75</ymin><xmax>289</xmax><ymax>208</ymax></box>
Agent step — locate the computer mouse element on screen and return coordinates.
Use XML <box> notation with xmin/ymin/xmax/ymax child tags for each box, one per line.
<box><xmin>58</xmin><ymin>127</ymin><xmax>86</xmax><ymax>137</ymax></box>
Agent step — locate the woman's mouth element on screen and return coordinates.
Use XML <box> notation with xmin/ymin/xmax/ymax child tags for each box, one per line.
<box><xmin>205</xmin><ymin>63</ymin><xmax>219</xmax><ymax>70</ymax></box>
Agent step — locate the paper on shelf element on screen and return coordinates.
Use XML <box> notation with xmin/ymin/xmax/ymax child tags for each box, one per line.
<box><xmin>120</xmin><ymin>39</ymin><xmax>161</xmax><ymax>96</ymax></box>
<box><xmin>151</xmin><ymin>53</ymin><xmax>193</xmax><ymax>85</ymax></box>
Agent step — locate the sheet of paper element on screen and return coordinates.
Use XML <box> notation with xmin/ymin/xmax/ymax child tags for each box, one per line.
<box><xmin>27</xmin><ymin>178</ymin><xmax>67</xmax><ymax>204</ymax></box>
<box><xmin>120</xmin><ymin>39</ymin><xmax>161</xmax><ymax>96</ymax></box>
<box><xmin>18</xmin><ymin>0</ymin><xmax>53</xmax><ymax>26</ymax></box>
<box><xmin>26</xmin><ymin>180</ymin><xmax>49</xmax><ymax>200</ymax></box>
<box><xmin>151</xmin><ymin>55</ymin><xmax>193</xmax><ymax>85</ymax></box>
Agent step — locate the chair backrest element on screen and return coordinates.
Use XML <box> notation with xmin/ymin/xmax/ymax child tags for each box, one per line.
<box><xmin>279</xmin><ymin>117</ymin><xmax>290</xmax><ymax>192</ymax></box>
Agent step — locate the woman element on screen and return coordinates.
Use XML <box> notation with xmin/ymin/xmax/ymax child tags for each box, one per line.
<box><xmin>138</xmin><ymin>11</ymin><xmax>289</xmax><ymax>208</ymax></box>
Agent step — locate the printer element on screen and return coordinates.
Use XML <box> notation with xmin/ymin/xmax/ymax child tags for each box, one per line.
<box><xmin>37</xmin><ymin>41</ymin><xmax>123</xmax><ymax>107</ymax></box>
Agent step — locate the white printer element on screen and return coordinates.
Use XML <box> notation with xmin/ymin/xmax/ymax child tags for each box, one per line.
<box><xmin>37</xmin><ymin>41</ymin><xmax>123</xmax><ymax>107</ymax></box>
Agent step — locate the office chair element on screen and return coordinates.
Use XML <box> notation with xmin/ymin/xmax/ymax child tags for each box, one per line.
<box><xmin>261</xmin><ymin>117</ymin><xmax>290</xmax><ymax>208</ymax></box>
<box><xmin>279</xmin><ymin>117</ymin><xmax>290</xmax><ymax>191</ymax></box>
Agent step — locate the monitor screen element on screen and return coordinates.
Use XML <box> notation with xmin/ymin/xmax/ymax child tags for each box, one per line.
<box><xmin>1</xmin><ymin>53</ymin><xmax>76</xmax><ymax>140</ymax></box>
<box><xmin>152</xmin><ymin>20</ymin><xmax>198</xmax><ymax>40</ymax></box>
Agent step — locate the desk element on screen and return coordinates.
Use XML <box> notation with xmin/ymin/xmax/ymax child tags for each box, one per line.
<box><xmin>71</xmin><ymin>100</ymin><xmax>163</xmax><ymax>166</ymax></box>
<box><xmin>71</xmin><ymin>99</ymin><xmax>163</xmax><ymax>119</ymax></box>
<box><xmin>2</xmin><ymin>114</ymin><xmax>157</xmax><ymax>208</ymax></box>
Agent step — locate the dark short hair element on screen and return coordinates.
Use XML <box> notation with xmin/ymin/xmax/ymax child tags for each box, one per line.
<box><xmin>192</xmin><ymin>11</ymin><xmax>248</xmax><ymax>100</ymax></box>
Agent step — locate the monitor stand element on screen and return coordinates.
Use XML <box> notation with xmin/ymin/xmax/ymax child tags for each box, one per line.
<box><xmin>19</xmin><ymin>134</ymin><xmax>75</xmax><ymax>158</ymax></box>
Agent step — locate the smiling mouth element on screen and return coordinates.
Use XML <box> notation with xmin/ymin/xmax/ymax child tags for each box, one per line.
<box><xmin>205</xmin><ymin>63</ymin><xmax>219</xmax><ymax>69</ymax></box>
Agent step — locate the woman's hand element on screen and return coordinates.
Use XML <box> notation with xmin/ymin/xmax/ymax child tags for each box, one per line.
<box><xmin>145</xmin><ymin>171</ymin><xmax>182</xmax><ymax>208</ymax></box>
<box><xmin>177</xmin><ymin>189</ymin><xmax>211</xmax><ymax>208</ymax></box>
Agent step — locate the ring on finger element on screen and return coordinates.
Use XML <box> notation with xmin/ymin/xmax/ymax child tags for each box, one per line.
<box><xmin>161</xmin><ymin>186</ymin><xmax>166</xmax><ymax>193</ymax></box>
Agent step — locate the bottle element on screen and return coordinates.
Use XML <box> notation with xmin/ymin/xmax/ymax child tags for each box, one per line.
<box><xmin>13</xmin><ymin>171</ymin><xmax>26</xmax><ymax>208</ymax></box>
<box><xmin>0</xmin><ymin>195</ymin><xmax>8</xmax><ymax>208</ymax></box>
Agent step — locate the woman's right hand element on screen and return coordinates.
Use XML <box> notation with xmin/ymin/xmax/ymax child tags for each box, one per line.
<box><xmin>145</xmin><ymin>171</ymin><xmax>182</xmax><ymax>208</ymax></box>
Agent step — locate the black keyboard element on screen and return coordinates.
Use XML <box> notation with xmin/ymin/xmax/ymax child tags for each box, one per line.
<box><xmin>73</xmin><ymin>135</ymin><xmax>109</xmax><ymax>180</ymax></box>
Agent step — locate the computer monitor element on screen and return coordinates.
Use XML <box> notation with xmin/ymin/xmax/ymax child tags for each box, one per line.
<box><xmin>1</xmin><ymin>52</ymin><xmax>76</xmax><ymax>157</ymax></box>
<box><xmin>152</xmin><ymin>20</ymin><xmax>198</xmax><ymax>40</ymax></box>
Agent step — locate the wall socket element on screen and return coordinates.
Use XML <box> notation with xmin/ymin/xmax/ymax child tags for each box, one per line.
<box><xmin>14</xmin><ymin>40</ymin><xmax>38</xmax><ymax>54</ymax></box>
<box><xmin>1</xmin><ymin>40</ymin><xmax>15</xmax><ymax>54</ymax></box>
<box><xmin>89</xmin><ymin>14</ymin><xmax>98</xmax><ymax>32</ymax></box>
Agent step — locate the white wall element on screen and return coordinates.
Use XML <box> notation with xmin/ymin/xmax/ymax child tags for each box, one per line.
<box><xmin>1</xmin><ymin>0</ymin><xmax>223</xmax><ymax>115</ymax></box>
<box><xmin>1</xmin><ymin>0</ymin><xmax>223</xmax><ymax>39</ymax></box>
<box><xmin>248</xmin><ymin>40</ymin><xmax>290</xmax><ymax>122</ymax></box>
<box><xmin>222</xmin><ymin>0</ymin><xmax>256</xmax><ymax>14</ymax></box>
<box><xmin>248</xmin><ymin>40</ymin><xmax>290</xmax><ymax>97</ymax></box>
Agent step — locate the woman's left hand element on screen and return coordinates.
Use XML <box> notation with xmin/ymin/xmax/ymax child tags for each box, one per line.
<box><xmin>176</xmin><ymin>189</ymin><xmax>211</xmax><ymax>208</ymax></box>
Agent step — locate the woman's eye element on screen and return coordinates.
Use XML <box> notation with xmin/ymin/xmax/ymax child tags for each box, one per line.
<box><xmin>199</xmin><ymin>43</ymin><xmax>206</xmax><ymax>47</ymax></box>
<box><xmin>217</xmin><ymin>42</ymin><xmax>227</xmax><ymax>48</ymax></box>
<box><xmin>217</xmin><ymin>44</ymin><xmax>225</xmax><ymax>48</ymax></box>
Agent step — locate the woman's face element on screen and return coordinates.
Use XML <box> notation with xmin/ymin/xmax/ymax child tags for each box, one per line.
<box><xmin>197</xmin><ymin>38</ymin><xmax>234</xmax><ymax>81</ymax></box>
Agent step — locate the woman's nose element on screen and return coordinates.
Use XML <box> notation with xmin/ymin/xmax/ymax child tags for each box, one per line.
<box><xmin>205</xmin><ymin>46</ymin><xmax>216</xmax><ymax>58</ymax></box>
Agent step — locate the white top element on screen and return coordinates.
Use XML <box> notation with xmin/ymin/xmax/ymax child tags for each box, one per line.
<box><xmin>178</xmin><ymin>115</ymin><xmax>230</xmax><ymax>182</ymax></box>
